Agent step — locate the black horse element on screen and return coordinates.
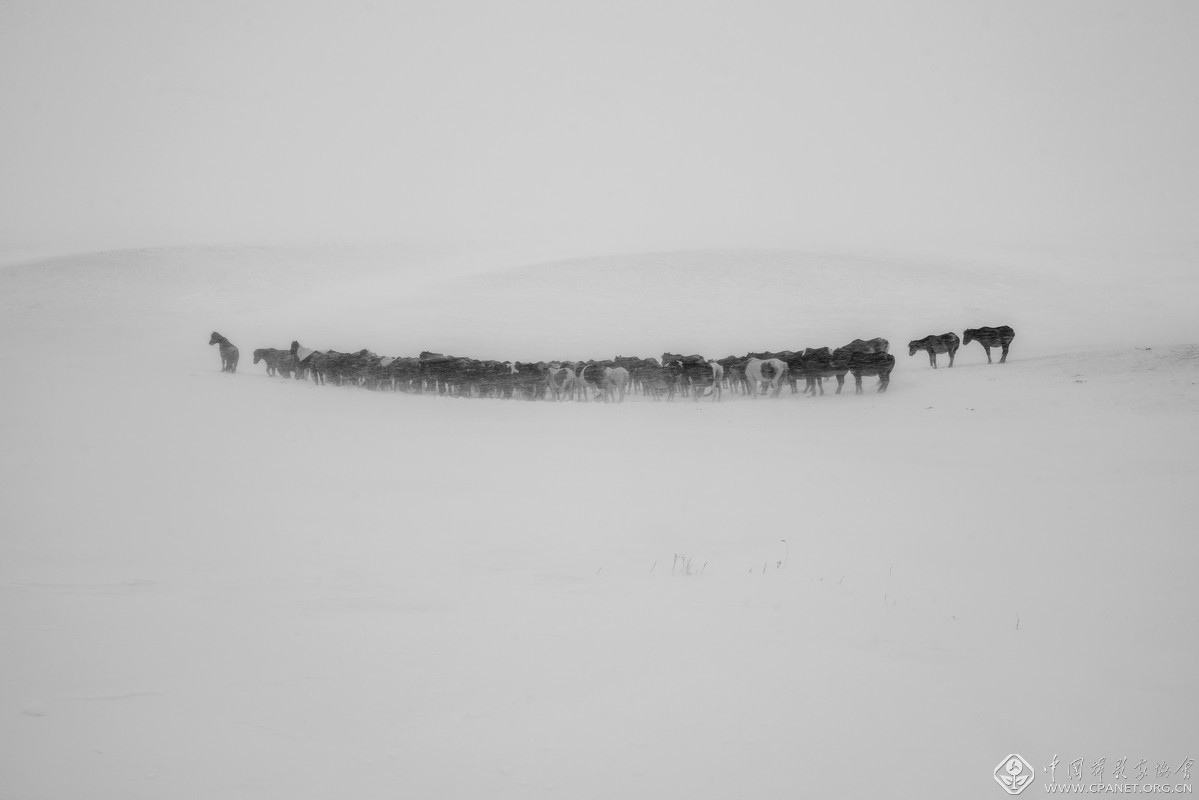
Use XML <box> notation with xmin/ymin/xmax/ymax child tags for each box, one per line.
<box><xmin>828</xmin><ymin>338</ymin><xmax>888</xmax><ymax>394</ymax></box>
<box><xmin>785</xmin><ymin>347</ymin><xmax>835</xmax><ymax>395</ymax></box>
<box><xmin>662</xmin><ymin>354</ymin><xmax>716</xmax><ymax>400</ymax></box>
<box><xmin>963</xmin><ymin>326</ymin><xmax>1015</xmax><ymax>364</ymax></box>
<box><xmin>848</xmin><ymin>351</ymin><xmax>895</xmax><ymax>393</ymax></box>
<box><xmin>209</xmin><ymin>332</ymin><xmax>239</xmax><ymax>373</ymax></box>
<box><xmin>253</xmin><ymin>347</ymin><xmax>299</xmax><ymax>378</ymax></box>
<box><xmin>908</xmin><ymin>333</ymin><xmax>961</xmax><ymax>369</ymax></box>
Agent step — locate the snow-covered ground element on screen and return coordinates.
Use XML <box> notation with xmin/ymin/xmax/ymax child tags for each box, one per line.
<box><xmin>1</xmin><ymin>245</ymin><xmax>1196</xmax><ymax>798</ymax></box>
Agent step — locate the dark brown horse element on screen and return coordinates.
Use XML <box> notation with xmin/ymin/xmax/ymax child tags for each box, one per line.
<box><xmin>963</xmin><ymin>326</ymin><xmax>1015</xmax><ymax>364</ymax></box>
<box><xmin>209</xmin><ymin>332</ymin><xmax>239</xmax><ymax>373</ymax></box>
<box><xmin>908</xmin><ymin>333</ymin><xmax>960</xmax><ymax>368</ymax></box>
<box><xmin>848</xmin><ymin>351</ymin><xmax>895</xmax><ymax>393</ymax></box>
<box><xmin>253</xmin><ymin>348</ymin><xmax>299</xmax><ymax>378</ymax></box>
<box><xmin>828</xmin><ymin>338</ymin><xmax>889</xmax><ymax>393</ymax></box>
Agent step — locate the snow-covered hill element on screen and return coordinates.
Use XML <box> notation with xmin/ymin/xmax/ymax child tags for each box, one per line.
<box><xmin>1</xmin><ymin>246</ymin><xmax>1196</xmax><ymax>799</ymax></box>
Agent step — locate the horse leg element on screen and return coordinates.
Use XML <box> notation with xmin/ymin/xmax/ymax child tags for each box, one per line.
<box><xmin>929</xmin><ymin>351</ymin><xmax>936</xmax><ymax>369</ymax></box>
<box><xmin>854</xmin><ymin>374</ymin><xmax>863</xmax><ymax>394</ymax></box>
<box><xmin>984</xmin><ymin>345</ymin><xmax>993</xmax><ymax>364</ymax></box>
<box><xmin>1000</xmin><ymin>344</ymin><xmax>1009</xmax><ymax>363</ymax></box>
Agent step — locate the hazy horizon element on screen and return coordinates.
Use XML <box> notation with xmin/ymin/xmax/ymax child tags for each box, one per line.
<box><xmin>3</xmin><ymin>1</ymin><xmax>1198</xmax><ymax>256</ymax></box>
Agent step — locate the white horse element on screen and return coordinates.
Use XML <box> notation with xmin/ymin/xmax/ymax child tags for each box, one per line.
<box><xmin>600</xmin><ymin>366</ymin><xmax>630</xmax><ymax>403</ymax></box>
<box><xmin>745</xmin><ymin>357</ymin><xmax>787</xmax><ymax>398</ymax></box>
<box><xmin>707</xmin><ymin>361</ymin><xmax>724</xmax><ymax>401</ymax></box>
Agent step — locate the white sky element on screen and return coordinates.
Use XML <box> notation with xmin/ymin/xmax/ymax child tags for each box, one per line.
<box><xmin>1</xmin><ymin>0</ymin><xmax>1196</xmax><ymax>253</ymax></box>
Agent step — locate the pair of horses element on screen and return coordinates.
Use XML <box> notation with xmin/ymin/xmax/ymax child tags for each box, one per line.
<box><xmin>907</xmin><ymin>326</ymin><xmax>1015</xmax><ymax>368</ymax></box>
<box><xmin>548</xmin><ymin>363</ymin><xmax>631</xmax><ymax>402</ymax></box>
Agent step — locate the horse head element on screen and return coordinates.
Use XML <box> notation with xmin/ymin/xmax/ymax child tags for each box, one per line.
<box><xmin>209</xmin><ymin>332</ymin><xmax>223</xmax><ymax>346</ymax></box>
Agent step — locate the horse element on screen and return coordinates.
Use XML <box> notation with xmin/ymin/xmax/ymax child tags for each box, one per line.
<box><xmin>963</xmin><ymin>326</ymin><xmax>1015</xmax><ymax>364</ymax></box>
<box><xmin>849</xmin><ymin>351</ymin><xmax>895</xmax><ymax>393</ymax></box>
<box><xmin>744</xmin><ymin>357</ymin><xmax>787</xmax><ymax>398</ymax></box>
<box><xmin>717</xmin><ymin>356</ymin><xmax>749</xmax><ymax>395</ymax></box>
<box><xmin>828</xmin><ymin>339</ymin><xmax>887</xmax><ymax>394</ymax></box>
<box><xmin>209</xmin><ymin>332</ymin><xmax>239</xmax><ymax>373</ymax></box>
<box><xmin>600</xmin><ymin>366</ymin><xmax>630</xmax><ymax>403</ymax></box>
<box><xmin>907</xmin><ymin>333</ymin><xmax>960</xmax><ymax>369</ymax></box>
<box><xmin>252</xmin><ymin>347</ymin><xmax>299</xmax><ymax>378</ymax></box>
<box><xmin>845</xmin><ymin>337</ymin><xmax>889</xmax><ymax>354</ymax></box>
<box><xmin>705</xmin><ymin>361</ymin><xmax>724</xmax><ymax>401</ymax></box>
<box><xmin>546</xmin><ymin>364</ymin><xmax>576</xmax><ymax>401</ymax></box>
<box><xmin>786</xmin><ymin>347</ymin><xmax>835</xmax><ymax>395</ymax></box>
<box><xmin>326</xmin><ymin>349</ymin><xmax>379</xmax><ymax>386</ymax></box>
<box><xmin>572</xmin><ymin>363</ymin><xmax>603</xmax><ymax>401</ymax></box>
<box><xmin>663</xmin><ymin>354</ymin><xmax>721</xmax><ymax>401</ymax></box>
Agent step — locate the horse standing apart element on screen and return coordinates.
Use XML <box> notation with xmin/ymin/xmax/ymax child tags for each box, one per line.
<box><xmin>209</xmin><ymin>332</ymin><xmax>239</xmax><ymax>373</ymax></box>
<box><xmin>963</xmin><ymin>326</ymin><xmax>1015</xmax><ymax>364</ymax></box>
<box><xmin>908</xmin><ymin>333</ymin><xmax>961</xmax><ymax>369</ymax></box>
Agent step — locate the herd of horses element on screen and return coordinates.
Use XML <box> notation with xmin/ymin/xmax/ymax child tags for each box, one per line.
<box><xmin>208</xmin><ymin>326</ymin><xmax>1016</xmax><ymax>402</ymax></box>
